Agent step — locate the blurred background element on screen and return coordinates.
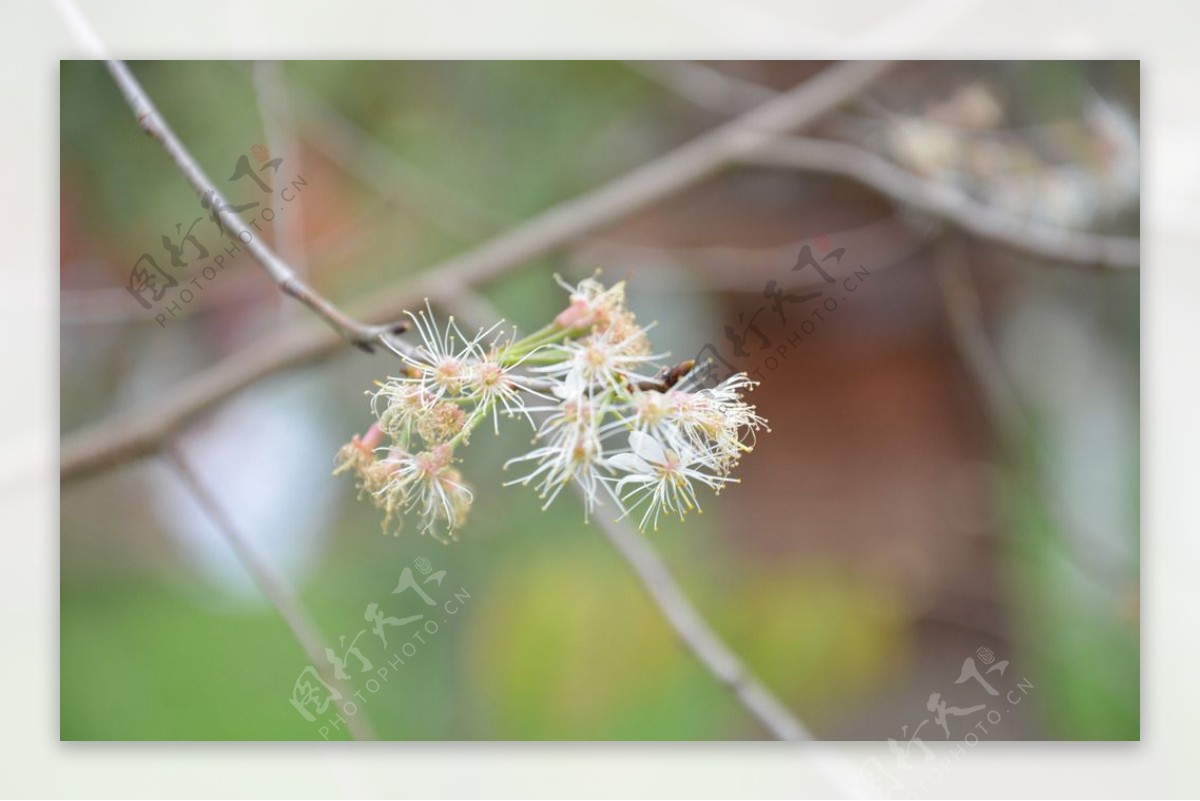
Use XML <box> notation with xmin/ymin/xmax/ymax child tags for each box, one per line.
<box><xmin>59</xmin><ymin>60</ymin><xmax>1139</xmax><ymax>741</ymax></box>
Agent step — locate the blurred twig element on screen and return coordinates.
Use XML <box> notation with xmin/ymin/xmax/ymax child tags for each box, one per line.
<box><xmin>934</xmin><ymin>237</ymin><xmax>1134</xmax><ymax>588</ymax></box>
<box><xmin>252</xmin><ymin>60</ymin><xmax>309</xmax><ymax>283</ymax></box>
<box><xmin>63</xmin><ymin>60</ymin><xmax>895</xmax><ymax>482</ymax></box>
<box><xmin>625</xmin><ymin>61</ymin><xmax>775</xmax><ymax>115</ymax></box>
<box><xmin>934</xmin><ymin>236</ymin><xmax>1029</xmax><ymax>443</ymax></box>
<box><xmin>625</xmin><ymin>59</ymin><xmax>1139</xmax><ymax>269</ymax></box>
<box><xmin>569</xmin><ymin>211</ymin><xmax>936</xmax><ymax>292</ymax></box>
<box><xmin>287</xmin><ymin>81</ymin><xmax>512</xmax><ymax>239</ymax></box>
<box><xmin>743</xmin><ymin>136</ymin><xmax>1140</xmax><ymax>269</ymax></box>
<box><xmin>164</xmin><ymin>442</ymin><xmax>376</xmax><ymax>741</ymax></box>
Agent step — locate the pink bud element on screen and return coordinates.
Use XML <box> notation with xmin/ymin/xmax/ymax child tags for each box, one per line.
<box><xmin>554</xmin><ymin>298</ymin><xmax>593</xmax><ymax>329</ymax></box>
<box><xmin>361</xmin><ymin>422</ymin><xmax>384</xmax><ymax>450</ymax></box>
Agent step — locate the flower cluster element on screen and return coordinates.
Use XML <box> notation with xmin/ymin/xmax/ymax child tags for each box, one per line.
<box><xmin>335</xmin><ymin>277</ymin><xmax>768</xmax><ymax>540</ymax></box>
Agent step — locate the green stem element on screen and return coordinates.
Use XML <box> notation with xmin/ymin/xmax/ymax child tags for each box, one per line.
<box><xmin>508</xmin><ymin>350</ymin><xmax>567</xmax><ymax>366</ymax></box>
<box><xmin>447</xmin><ymin>397</ymin><xmax>495</xmax><ymax>448</ymax></box>
<box><xmin>506</xmin><ymin>323</ymin><xmax>561</xmax><ymax>353</ymax></box>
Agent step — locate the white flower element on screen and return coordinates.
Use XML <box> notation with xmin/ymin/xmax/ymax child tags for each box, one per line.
<box><xmin>603</xmin><ymin>373</ymin><xmax>767</xmax><ymax>473</ymax></box>
<box><xmin>339</xmin><ymin>277</ymin><xmax>770</xmax><ymax>538</ymax></box>
<box><xmin>552</xmin><ymin>274</ymin><xmax>654</xmax><ymax>356</ymax></box>
<box><xmin>462</xmin><ymin>338</ymin><xmax>546</xmax><ymax>434</ymax></box>
<box><xmin>371</xmin><ymin>380</ymin><xmax>434</xmax><ymax>440</ymax></box>
<box><xmin>535</xmin><ymin>324</ymin><xmax>664</xmax><ymax>399</ymax></box>
<box><xmin>374</xmin><ymin>444</ymin><xmax>473</xmax><ymax>541</ymax></box>
<box><xmin>605</xmin><ymin>430</ymin><xmax>737</xmax><ymax>532</ymax></box>
<box><xmin>503</xmin><ymin>395</ymin><xmax>606</xmax><ymax>515</ymax></box>
<box><xmin>382</xmin><ymin>301</ymin><xmax>483</xmax><ymax>405</ymax></box>
<box><xmin>668</xmin><ymin>373</ymin><xmax>768</xmax><ymax>470</ymax></box>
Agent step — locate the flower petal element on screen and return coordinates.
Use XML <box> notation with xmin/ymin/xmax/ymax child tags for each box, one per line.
<box><xmin>607</xmin><ymin>452</ymin><xmax>649</xmax><ymax>474</ymax></box>
<box><xmin>628</xmin><ymin>429</ymin><xmax>667</xmax><ymax>465</ymax></box>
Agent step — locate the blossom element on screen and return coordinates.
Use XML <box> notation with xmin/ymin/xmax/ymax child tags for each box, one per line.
<box><xmin>370</xmin><ymin>380</ymin><xmax>434</xmax><ymax>440</ymax></box>
<box><xmin>336</xmin><ymin>275</ymin><xmax>768</xmax><ymax>538</ymax></box>
<box><xmin>381</xmin><ymin>301</ymin><xmax>482</xmax><ymax>405</ymax></box>
<box><xmin>333</xmin><ymin>423</ymin><xmax>391</xmax><ymax>499</ymax></box>
<box><xmin>503</xmin><ymin>394</ymin><xmax>606</xmax><ymax>515</ymax></box>
<box><xmin>605</xmin><ymin>431</ymin><xmax>737</xmax><ymax>531</ymax></box>
<box><xmin>534</xmin><ymin>323</ymin><xmax>664</xmax><ymax>399</ymax></box>
<box><xmin>462</xmin><ymin>339</ymin><xmax>546</xmax><ymax>434</ymax></box>
<box><xmin>373</xmin><ymin>444</ymin><xmax>473</xmax><ymax>541</ymax></box>
<box><xmin>605</xmin><ymin>373</ymin><xmax>768</xmax><ymax>473</ymax></box>
<box><xmin>552</xmin><ymin>275</ymin><xmax>629</xmax><ymax>331</ymax></box>
<box><xmin>668</xmin><ymin>373</ymin><xmax>768</xmax><ymax>470</ymax></box>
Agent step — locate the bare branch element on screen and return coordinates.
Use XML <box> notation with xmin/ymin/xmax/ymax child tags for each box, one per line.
<box><xmin>592</xmin><ymin>511</ymin><xmax>812</xmax><ymax>740</ymax></box>
<box><xmin>164</xmin><ymin>442</ymin><xmax>376</xmax><ymax>740</ymax></box>
<box><xmin>63</xmin><ymin>61</ymin><xmax>895</xmax><ymax>482</ymax></box>
<box><xmin>742</xmin><ymin>136</ymin><xmax>1140</xmax><ymax>269</ymax></box>
<box><xmin>104</xmin><ymin>59</ymin><xmax>399</xmax><ymax>351</ymax></box>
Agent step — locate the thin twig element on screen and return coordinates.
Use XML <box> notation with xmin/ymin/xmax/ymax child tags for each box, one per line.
<box><xmin>742</xmin><ymin>136</ymin><xmax>1140</xmax><ymax>269</ymax></box>
<box><xmin>625</xmin><ymin>61</ymin><xmax>775</xmax><ymax>116</ymax></box>
<box><xmin>287</xmin><ymin>81</ymin><xmax>511</xmax><ymax>239</ymax></box>
<box><xmin>933</xmin><ymin>237</ymin><xmax>1134</xmax><ymax>588</ymax></box>
<box><xmin>252</xmin><ymin>60</ymin><xmax>309</xmax><ymax>284</ymax></box>
<box><xmin>592</xmin><ymin>512</ymin><xmax>812</xmax><ymax>740</ymax></box>
<box><xmin>163</xmin><ymin>442</ymin><xmax>376</xmax><ymax>741</ymax></box>
<box><xmin>933</xmin><ymin>236</ymin><xmax>1029</xmax><ymax>444</ymax></box>
<box><xmin>104</xmin><ymin>59</ymin><xmax>401</xmax><ymax>351</ymax></box>
<box><xmin>62</xmin><ymin>60</ymin><xmax>895</xmax><ymax>482</ymax></box>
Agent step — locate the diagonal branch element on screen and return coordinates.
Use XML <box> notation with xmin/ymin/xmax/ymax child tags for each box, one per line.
<box><xmin>742</xmin><ymin>136</ymin><xmax>1140</xmax><ymax>269</ymax></box>
<box><xmin>104</xmin><ymin>59</ymin><xmax>401</xmax><ymax>351</ymax></box>
<box><xmin>623</xmin><ymin>59</ymin><xmax>1139</xmax><ymax>271</ymax></box>
<box><xmin>288</xmin><ymin>81</ymin><xmax>512</xmax><ymax>239</ymax></box>
<box><xmin>62</xmin><ymin>60</ymin><xmax>895</xmax><ymax>482</ymax></box>
<box><xmin>624</xmin><ymin>60</ymin><xmax>776</xmax><ymax>116</ymax></box>
<box><xmin>593</xmin><ymin>511</ymin><xmax>811</xmax><ymax>740</ymax></box>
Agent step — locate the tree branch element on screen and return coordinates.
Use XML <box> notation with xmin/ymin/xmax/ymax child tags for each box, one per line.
<box><xmin>63</xmin><ymin>60</ymin><xmax>895</xmax><ymax>482</ymax></box>
<box><xmin>742</xmin><ymin>136</ymin><xmax>1140</xmax><ymax>269</ymax></box>
<box><xmin>593</xmin><ymin>511</ymin><xmax>812</xmax><ymax>740</ymax></box>
<box><xmin>164</xmin><ymin>442</ymin><xmax>376</xmax><ymax>740</ymax></box>
<box><xmin>104</xmin><ymin>59</ymin><xmax>400</xmax><ymax>351</ymax></box>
